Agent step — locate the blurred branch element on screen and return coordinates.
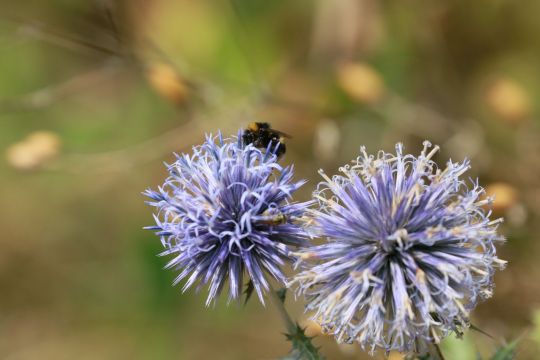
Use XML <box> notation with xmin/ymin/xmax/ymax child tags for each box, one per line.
<box><xmin>0</xmin><ymin>65</ymin><xmax>118</xmax><ymax>113</ymax></box>
<box><xmin>98</xmin><ymin>0</ymin><xmax>122</xmax><ymax>42</ymax></box>
<box><xmin>310</xmin><ymin>0</ymin><xmax>380</xmax><ymax>64</ymax></box>
<box><xmin>46</xmin><ymin>94</ymin><xmax>255</xmax><ymax>174</ymax></box>
<box><xmin>225</xmin><ymin>0</ymin><xmax>271</xmax><ymax>96</ymax></box>
<box><xmin>3</xmin><ymin>17</ymin><xmax>121</xmax><ymax>56</ymax></box>
<box><xmin>0</xmin><ymin>12</ymin><xmax>204</xmax><ymax>114</ymax></box>
<box><xmin>50</xmin><ymin>119</ymin><xmax>203</xmax><ymax>173</ymax></box>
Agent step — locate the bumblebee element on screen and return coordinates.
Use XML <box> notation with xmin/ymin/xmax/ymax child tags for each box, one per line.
<box><xmin>242</xmin><ymin>122</ymin><xmax>290</xmax><ymax>157</ymax></box>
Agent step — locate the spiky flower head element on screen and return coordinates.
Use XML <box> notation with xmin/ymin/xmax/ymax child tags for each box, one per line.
<box><xmin>292</xmin><ymin>141</ymin><xmax>506</xmax><ymax>354</ymax></box>
<box><xmin>144</xmin><ymin>131</ymin><xmax>311</xmax><ymax>306</ymax></box>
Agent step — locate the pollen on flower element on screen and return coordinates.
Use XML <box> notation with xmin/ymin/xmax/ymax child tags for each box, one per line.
<box><xmin>291</xmin><ymin>141</ymin><xmax>506</xmax><ymax>355</ymax></box>
<box><xmin>144</xmin><ymin>130</ymin><xmax>312</xmax><ymax>306</ymax></box>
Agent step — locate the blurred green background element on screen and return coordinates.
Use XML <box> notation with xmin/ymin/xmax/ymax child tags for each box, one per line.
<box><xmin>1</xmin><ymin>0</ymin><xmax>540</xmax><ymax>359</ymax></box>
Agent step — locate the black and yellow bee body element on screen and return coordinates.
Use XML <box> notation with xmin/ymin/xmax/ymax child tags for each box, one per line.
<box><xmin>242</xmin><ymin>122</ymin><xmax>289</xmax><ymax>158</ymax></box>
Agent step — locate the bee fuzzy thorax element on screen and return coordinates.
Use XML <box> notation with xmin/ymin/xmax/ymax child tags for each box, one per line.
<box><xmin>242</xmin><ymin>122</ymin><xmax>289</xmax><ymax>158</ymax></box>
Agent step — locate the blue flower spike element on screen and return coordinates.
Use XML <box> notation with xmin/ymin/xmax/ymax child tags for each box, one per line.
<box><xmin>144</xmin><ymin>130</ymin><xmax>312</xmax><ymax>306</ymax></box>
<box><xmin>291</xmin><ymin>141</ymin><xmax>506</xmax><ymax>355</ymax></box>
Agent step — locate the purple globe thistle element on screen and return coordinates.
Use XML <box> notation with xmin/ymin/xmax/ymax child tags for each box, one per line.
<box><xmin>144</xmin><ymin>131</ymin><xmax>311</xmax><ymax>306</ymax></box>
<box><xmin>291</xmin><ymin>141</ymin><xmax>506</xmax><ymax>354</ymax></box>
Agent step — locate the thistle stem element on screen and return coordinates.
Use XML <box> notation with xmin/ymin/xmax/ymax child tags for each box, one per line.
<box><xmin>269</xmin><ymin>285</ymin><xmax>296</xmax><ymax>334</ymax></box>
<box><xmin>434</xmin><ymin>343</ymin><xmax>446</xmax><ymax>360</ymax></box>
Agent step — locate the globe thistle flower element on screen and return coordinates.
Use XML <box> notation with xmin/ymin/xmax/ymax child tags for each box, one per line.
<box><xmin>291</xmin><ymin>141</ymin><xmax>506</xmax><ymax>354</ymax></box>
<box><xmin>144</xmin><ymin>131</ymin><xmax>311</xmax><ymax>306</ymax></box>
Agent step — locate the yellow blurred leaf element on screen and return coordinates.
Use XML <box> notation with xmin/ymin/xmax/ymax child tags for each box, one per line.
<box><xmin>485</xmin><ymin>182</ymin><xmax>519</xmax><ymax>214</ymax></box>
<box><xmin>337</xmin><ymin>62</ymin><xmax>385</xmax><ymax>104</ymax></box>
<box><xmin>5</xmin><ymin>131</ymin><xmax>61</xmax><ymax>171</ymax></box>
<box><xmin>486</xmin><ymin>78</ymin><xmax>530</xmax><ymax>124</ymax></box>
<box><xmin>146</xmin><ymin>63</ymin><xmax>189</xmax><ymax>105</ymax></box>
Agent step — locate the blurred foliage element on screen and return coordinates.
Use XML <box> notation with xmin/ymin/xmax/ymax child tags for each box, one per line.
<box><xmin>489</xmin><ymin>339</ymin><xmax>520</xmax><ymax>360</ymax></box>
<box><xmin>1</xmin><ymin>0</ymin><xmax>540</xmax><ymax>359</ymax></box>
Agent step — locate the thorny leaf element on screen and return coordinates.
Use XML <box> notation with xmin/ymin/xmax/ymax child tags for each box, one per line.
<box><xmin>276</xmin><ymin>287</ymin><xmax>287</xmax><ymax>304</ymax></box>
<box><xmin>282</xmin><ymin>323</ymin><xmax>324</xmax><ymax>360</ymax></box>
<box><xmin>243</xmin><ymin>280</ymin><xmax>254</xmax><ymax>306</ymax></box>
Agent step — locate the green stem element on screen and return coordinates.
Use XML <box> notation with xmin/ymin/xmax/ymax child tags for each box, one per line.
<box><xmin>269</xmin><ymin>285</ymin><xmax>296</xmax><ymax>334</ymax></box>
<box><xmin>434</xmin><ymin>343</ymin><xmax>446</xmax><ymax>360</ymax></box>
